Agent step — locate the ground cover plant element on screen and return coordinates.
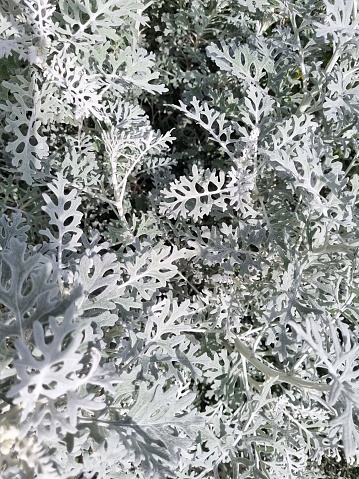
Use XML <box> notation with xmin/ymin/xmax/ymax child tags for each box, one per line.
<box><xmin>1</xmin><ymin>0</ymin><xmax>359</xmax><ymax>477</ymax></box>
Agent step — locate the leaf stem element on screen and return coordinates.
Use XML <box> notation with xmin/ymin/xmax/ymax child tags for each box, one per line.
<box><xmin>231</xmin><ymin>337</ymin><xmax>330</xmax><ymax>393</ymax></box>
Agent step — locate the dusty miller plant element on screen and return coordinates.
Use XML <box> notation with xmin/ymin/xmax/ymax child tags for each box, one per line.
<box><xmin>1</xmin><ymin>0</ymin><xmax>359</xmax><ymax>478</ymax></box>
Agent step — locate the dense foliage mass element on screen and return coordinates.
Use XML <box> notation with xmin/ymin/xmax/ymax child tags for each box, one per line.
<box><xmin>1</xmin><ymin>0</ymin><xmax>359</xmax><ymax>477</ymax></box>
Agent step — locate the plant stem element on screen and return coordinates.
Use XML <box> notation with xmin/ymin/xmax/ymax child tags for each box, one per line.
<box><xmin>230</xmin><ymin>337</ymin><xmax>330</xmax><ymax>393</ymax></box>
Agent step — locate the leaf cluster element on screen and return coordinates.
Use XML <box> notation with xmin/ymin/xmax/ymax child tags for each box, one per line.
<box><xmin>1</xmin><ymin>0</ymin><xmax>359</xmax><ymax>478</ymax></box>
